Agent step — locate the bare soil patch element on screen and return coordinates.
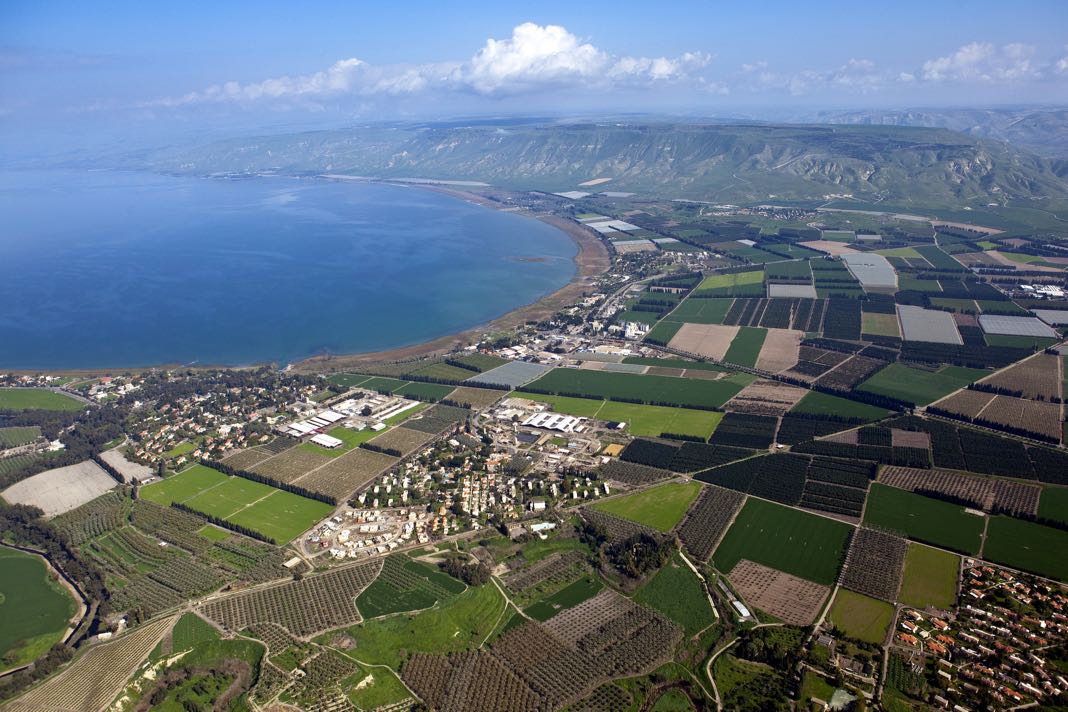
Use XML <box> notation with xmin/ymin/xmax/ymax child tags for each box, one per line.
<box><xmin>728</xmin><ymin>559</ymin><xmax>829</xmax><ymax>626</ymax></box>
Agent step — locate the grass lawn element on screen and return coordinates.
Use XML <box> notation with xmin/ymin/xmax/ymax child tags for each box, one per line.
<box><xmin>789</xmin><ymin>391</ymin><xmax>890</xmax><ymax>422</ymax></box>
<box><xmin>163</xmin><ymin>441</ymin><xmax>196</xmax><ymax>459</ymax></box>
<box><xmin>591</xmin><ymin>481</ymin><xmax>702</xmax><ymax>532</ymax></box>
<box><xmin>226</xmin><ymin>490</ymin><xmax>333</xmax><ymax>544</ymax></box>
<box><xmin>858</xmin><ymin>363</ymin><xmax>987</xmax><ymax>406</ymax></box>
<box><xmin>170</xmin><ymin>612</ymin><xmax>220</xmax><ymax>650</ymax></box>
<box><xmin>0</xmin><ymin>547</ymin><xmax>77</xmax><ymax>672</ymax></box>
<box><xmin>712</xmin><ymin>498</ymin><xmax>852</xmax><ymax>585</ymax></box>
<box><xmin>0</xmin><ymin>426</ymin><xmax>42</xmax><ymax>448</ymax></box>
<box><xmin>664</xmin><ymin>298</ymin><xmax>734</xmax><ymax>324</ymax></box>
<box><xmin>342</xmin><ymin>663</ymin><xmax>412</xmax><ymax>710</ymax></box>
<box><xmin>983</xmin><ymin>516</ymin><xmax>1068</xmax><ymax>582</ymax></box>
<box><xmin>330</xmin><ymin>583</ymin><xmax>505</xmax><ymax>669</ymax></box>
<box><xmin>632</xmin><ymin>553</ymin><xmax>715</xmax><ymax>635</ymax></box>
<box><xmin>800</xmin><ymin>671</ymin><xmax>836</xmax><ymax>705</ymax></box>
<box><xmin>861</xmin><ymin>312</ymin><xmax>901</xmax><ymax>338</ymax></box>
<box><xmin>1038</xmin><ymin>487</ymin><xmax>1068</xmax><ymax>527</ymax></box>
<box><xmin>140</xmin><ymin>464</ymin><xmax>332</xmax><ymax>544</ymax></box>
<box><xmin>522</xmin><ymin>393</ymin><xmax>723</xmax><ymax>440</ymax></box>
<box><xmin>140</xmin><ymin>464</ymin><xmax>229</xmax><ymax>506</ymax></box>
<box><xmin>326</xmin><ymin>374</ymin><xmax>373</xmax><ymax>389</ymax></box>
<box><xmin>723</xmin><ymin>327</ymin><xmax>768</xmax><ymax>368</ymax></box>
<box><xmin>863</xmin><ymin>484</ymin><xmax>983</xmax><ymax>555</ymax></box>
<box><xmin>197</xmin><ymin>525</ymin><xmax>231</xmax><ymax>542</ymax></box>
<box><xmin>898</xmin><ymin>543</ymin><xmax>959</xmax><ymax>609</ymax></box>
<box><xmin>524</xmin><ymin>575</ymin><xmax>603</xmax><ymax>621</ymax></box>
<box><xmin>828</xmin><ymin>589</ymin><xmax>893</xmax><ymax>644</ymax></box>
<box><xmin>0</xmin><ymin>388</ymin><xmax>84</xmax><ymax>411</ymax></box>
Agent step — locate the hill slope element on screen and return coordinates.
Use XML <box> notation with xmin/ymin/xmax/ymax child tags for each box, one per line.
<box><xmin>145</xmin><ymin>122</ymin><xmax>1068</xmax><ymax>206</ymax></box>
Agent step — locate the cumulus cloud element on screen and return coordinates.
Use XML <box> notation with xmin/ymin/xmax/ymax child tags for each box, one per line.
<box><xmin>146</xmin><ymin>22</ymin><xmax>710</xmax><ymax>107</ymax></box>
<box><xmin>1056</xmin><ymin>45</ymin><xmax>1068</xmax><ymax>74</ymax></box>
<box><xmin>743</xmin><ymin>58</ymin><xmax>884</xmax><ymax>96</ymax></box>
<box><xmin>921</xmin><ymin>42</ymin><xmax>1038</xmax><ymax>82</ymax></box>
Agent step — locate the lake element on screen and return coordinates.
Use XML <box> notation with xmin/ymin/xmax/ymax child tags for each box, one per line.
<box><xmin>0</xmin><ymin>171</ymin><xmax>576</xmax><ymax>369</ymax></box>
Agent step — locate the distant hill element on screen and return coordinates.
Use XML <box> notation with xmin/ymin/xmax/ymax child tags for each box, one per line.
<box><xmin>805</xmin><ymin>107</ymin><xmax>1068</xmax><ymax>160</ymax></box>
<box><xmin>143</xmin><ymin>122</ymin><xmax>1068</xmax><ymax>207</ymax></box>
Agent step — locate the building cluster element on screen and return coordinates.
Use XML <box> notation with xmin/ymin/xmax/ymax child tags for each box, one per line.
<box><xmin>307</xmin><ymin>507</ymin><xmax>432</xmax><ymax>559</ymax></box>
<box><xmin>278</xmin><ymin>391</ymin><xmax>421</xmax><ymax>446</ymax></box>
<box><xmin>894</xmin><ymin>563</ymin><xmax>1068</xmax><ymax>710</ymax></box>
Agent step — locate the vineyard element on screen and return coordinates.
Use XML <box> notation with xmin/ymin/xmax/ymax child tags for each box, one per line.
<box><xmin>366</xmin><ymin>426</ymin><xmax>434</xmax><ymax>456</ymax></box>
<box><xmin>815</xmin><ymin>355</ymin><xmax>887</xmax><ymax>391</ymax></box>
<box><xmin>251</xmin><ymin>447</ymin><xmax>333</xmax><ymax>484</ymax></box>
<box><xmin>694</xmin><ymin>452</ymin><xmax>867</xmax><ymax>512</ymax></box>
<box><xmin>838</xmin><ymin>527</ymin><xmax>908</xmax><ymax>603</ymax></box>
<box><xmin>675</xmin><ymin>485</ymin><xmax>746</xmax><ymax>561</ymax></box>
<box><xmin>879</xmin><ymin>467</ymin><xmax>1040</xmax><ymax>518</ymax></box>
<box><xmin>503</xmin><ymin>550</ymin><xmax>589</xmax><ymax>598</ymax></box>
<box><xmin>293</xmin><ymin>447</ymin><xmax>398</xmax><ymax>502</ymax></box>
<box><xmin>403</xmin><ymin>650</ymin><xmax>540</xmax><ymax>712</ymax></box>
<box><xmin>6</xmin><ymin>615</ymin><xmax>175</xmax><ymax>712</ymax></box>
<box><xmin>402</xmin><ymin>404</ymin><xmax>470</xmax><ymax>433</ymax></box>
<box><xmin>200</xmin><ymin>559</ymin><xmax>383</xmax><ymax>636</ymax></box>
<box><xmin>725</xmin><ymin>380</ymin><xmax>808</xmax><ymax>416</ymax></box>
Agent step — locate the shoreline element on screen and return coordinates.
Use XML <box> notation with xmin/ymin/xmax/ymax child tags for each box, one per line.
<box><xmin>2</xmin><ymin>180</ymin><xmax>611</xmax><ymax>376</ymax></box>
<box><xmin>291</xmin><ymin>184</ymin><xmax>611</xmax><ymax>374</ymax></box>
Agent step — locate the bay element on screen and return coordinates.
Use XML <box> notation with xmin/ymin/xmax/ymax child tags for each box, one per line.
<box><xmin>0</xmin><ymin>171</ymin><xmax>576</xmax><ymax>369</ymax></box>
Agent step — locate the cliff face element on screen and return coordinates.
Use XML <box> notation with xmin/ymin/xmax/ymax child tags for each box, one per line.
<box><xmin>146</xmin><ymin>122</ymin><xmax>1068</xmax><ymax>205</ymax></box>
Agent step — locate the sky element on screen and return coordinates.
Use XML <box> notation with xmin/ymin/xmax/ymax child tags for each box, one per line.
<box><xmin>2</xmin><ymin>0</ymin><xmax>1068</xmax><ymax>152</ymax></box>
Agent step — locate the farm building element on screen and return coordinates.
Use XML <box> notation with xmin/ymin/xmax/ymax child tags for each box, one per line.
<box><xmin>310</xmin><ymin>433</ymin><xmax>344</xmax><ymax>449</ymax></box>
<box><xmin>841</xmin><ymin>252</ymin><xmax>897</xmax><ymax>289</ymax></box>
<box><xmin>897</xmin><ymin>305</ymin><xmax>962</xmax><ymax>344</ymax></box>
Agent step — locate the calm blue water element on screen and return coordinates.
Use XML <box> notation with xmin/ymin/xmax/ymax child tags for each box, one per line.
<box><xmin>0</xmin><ymin>171</ymin><xmax>576</xmax><ymax>368</ymax></box>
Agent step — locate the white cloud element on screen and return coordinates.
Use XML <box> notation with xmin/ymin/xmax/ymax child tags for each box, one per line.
<box><xmin>146</xmin><ymin>22</ymin><xmax>710</xmax><ymax>107</ymax></box>
<box><xmin>921</xmin><ymin>42</ymin><xmax>1038</xmax><ymax>82</ymax></box>
<box><xmin>1056</xmin><ymin>45</ymin><xmax>1068</xmax><ymax>74</ymax></box>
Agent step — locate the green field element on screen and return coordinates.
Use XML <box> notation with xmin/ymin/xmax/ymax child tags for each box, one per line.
<box><xmin>722</xmin><ymin>327</ymin><xmax>767</xmax><ymax>368</ymax></box>
<box><xmin>864</xmin><ymin>484</ymin><xmax>983</xmax><ymax>555</ymax></box>
<box><xmin>171</xmin><ymin>612</ymin><xmax>220</xmax><ymax>650</ymax></box>
<box><xmin>522</xmin><ymin>393</ymin><xmax>723</xmax><ymax>440</ymax></box>
<box><xmin>858</xmin><ymin>363</ymin><xmax>987</xmax><ymax>406</ymax></box>
<box><xmin>0</xmin><ymin>547</ymin><xmax>77</xmax><ymax>672</ymax></box>
<box><xmin>861</xmin><ymin>312</ymin><xmax>901</xmax><ymax>338</ymax></box>
<box><xmin>523</xmin><ymin>368</ymin><xmax>748</xmax><ymax>410</ymax></box>
<box><xmin>1039</xmin><ymin>487</ymin><xmax>1068</xmax><ymax>526</ymax></box>
<box><xmin>694</xmin><ymin>270</ymin><xmax>764</xmax><ymax>297</ymax></box>
<box><xmin>139</xmin><ymin>464</ymin><xmax>333</xmax><ymax>544</ymax></box>
<box><xmin>0</xmin><ymin>389</ymin><xmax>84</xmax><ymax>411</ymax></box>
<box><xmin>357</xmin><ymin>556</ymin><xmax>466</xmax><ymax>619</ymax></box>
<box><xmin>828</xmin><ymin>589</ymin><xmax>893</xmax><ymax>644</ymax></box>
<box><xmin>632</xmin><ymin>553</ymin><xmax>715</xmax><ymax>635</ymax></box>
<box><xmin>821</xmin><ymin>231</ymin><xmax>855</xmax><ymax>242</ymax></box>
<box><xmin>343</xmin><ymin>661</ymin><xmax>412</xmax><ymax>710</ymax></box>
<box><xmin>326</xmin><ymin>583</ymin><xmax>505</xmax><ymax>669</ymax></box>
<box><xmin>712</xmin><ymin>498</ymin><xmax>852</xmax><ymax>585</ymax></box>
<box><xmin>875</xmin><ymin>246</ymin><xmax>923</xmax><ymax>258</ymax></box>
<box><xmin>789</xmin><ymin>391</ymin><xmax>890</xmax><ymax>422</ymax></box>
<box><xmin>197</xmin><ymin>525</ymin><xmax>230</xmax><ymax>542</ymax></box>
<box><xmin>644</xmin><ymin>320</ymin><xmax>683</xmax><ymax>344</ymax></box>
<box><xmin>898</xmin><ymin>543</ymin><xmax>959</xmax><ymax>609</ymax></box>
<box><xmin>983</xmin><ymin>516</ymin><xmax>1068</xmax><ymax>581</ymax></box>
<box><xmin>984</xmin><ymin>334</ymin><xmax>1058</xmax><ymax>350</ymax></box>
<box><xmin>300</xmin><ymin>425</ymin><xmax>379</xmax><ymax>457</ymax></box>
<box><xmin>524</xmin><ymin>575</ymin><xmax>603</xmax><ymax>621</ymax></box>
<box><xmin>591</xmin><ymin>481</ymin><xmax>702</xmax><ymax>532</ymax></box>
<box><xmin>664</xmin><ymin>298</ymin><xmax>734</xmax><ymax>324</ymax></box>
<box><xmin>0</xmin><ymin>426</ymin><xmax>42</xmax><ymax>448</ymax></box>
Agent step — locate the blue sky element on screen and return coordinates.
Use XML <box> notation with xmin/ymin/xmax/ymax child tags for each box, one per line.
<box><xmin>2</xmin><ymin>0</ymin><xmax>1067</xmax><ymax>140</ymax></box>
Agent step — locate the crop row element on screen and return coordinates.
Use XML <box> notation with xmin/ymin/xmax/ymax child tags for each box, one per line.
<box><xmin>879</xmin><ymin>466</ymin><xmax>1040</xmax><ymax>518</ymax></box>
<box><xmin>708</xmin><ymin>413</ymin><xmax>778</xmax><ymax>449</ymax></box>
<box><xmin>839</xmin><ymin>527</ymin><xmax>907</xmax><ymax>602</ymax></box>
<box><xmin>676</xmin><ymin>485</ymin><xmax>746</xmax><ymax>561</ymax></box>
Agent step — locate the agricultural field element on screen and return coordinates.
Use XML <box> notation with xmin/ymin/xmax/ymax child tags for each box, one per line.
<box><xmin>827</xmin><ymin>589</ymin><xmax>893</xmax><ymax>644</ymax></box>
<box><xmin>858</xmin><ymin>363</ymin><xmax>988</xmax><ymax>406</ymax></box>
<box><xmin>522</xmin><ymin>368</ymin><xmax>749</xmax><ymax>410</ymax></box>
<box><xmin>522</xmin><ymin>393</ymin><xmax>723</xmax><ymax>440</ymax></box>
<box><xmin>7</xmin><ymin>615</ymin><xmax>175</xmax><ymax>712</ymax></box>
<box><xmin>0</xmin><ymin>547</ymin><xmax>78</xmax><ymax>672</ymax></box>
<box><xmin>631</xmin><ymin>553</ymin><xmax>715</xmax><ymax>634</ymax></box>
<box><xmin>590</xmin><ymin>481</ymin><xmax>701</xmax><ymax>532</ymax></box>
<box><xmin>712</xmin><ymin>498</ymin><xmax>852</xmax><ymax>585</ymax></box>
<box><xmin>839</xmin><ymin>527</ymin><xmax>907</xmax><ymax>603</ymax></box>
<box><xmin>898</xmin><ymin>543</ymin><xmax>959</xmax><ymax>609</ymax></box>
<box><xmin>789</xmin><ymin>391</ymin><xmax>890</xmax><ymax>422</ymax></box>
<box><xmin>728</xmin><ymin>559</ymin><xmax>830</xmax><ymax>625</ymax></box>
<box><xmin>445</xmin><ymin>385</ymin><xmax>508</xmax><ymax>409</ymax></box>
<box><xmin>251</xmin><ymin>446</ymin><xmax>333</xmax><ymax>483</ymax></box>
<box><xmin>722</xmin><ymin>326</ymin><xmax>767</xmax><ymax>367</ymax></box>
<box><xmin>524</xmin><ymin>575</ymin><xmax>603</xmax><ymax>621</ymax></box>
<box><xmin>977</xmin><ymin>352</ymin><xmax>1062</xmax><ymax>401</ymax></box>
<box><xmin>298</xmin><ymin>425</ymin><xmax>379</xmax><ymax>457</ymax></box>
<box><xmin>668</xmin><ymin>322</ymin><xmax>739</xmax><ymax>360</ymax></box>
<box><xmin>356</xmin><ymin>555</ymin><xmax>465</xmax><ymax>618</ymax></box>
<box><xmin>1</xmin><ymin>459</ymin><xmax>119</xmax><ymax>518</ymax></box>
<box><xmin>139</xmin><ymin>464</ymin><xmax>333</xmax><ymax>544</ymax></box>
<box><xmin>0</xmin><ymin>388</ymin><xmax>84</xmax><ymax>411</ymax></box>
<box><xmin>863</xmin><ymin>484</ymin><xmax>983</xmax><ymax>555</ymax></box>
<box><xmin>675</xmin><ymin>485</ymin><xmax>746</xmax><ymax>561</ymax></box>
<box><xmin>982</xmin><ymin>516</ymin><xmax>1068</xmax><ymax>582</ymax></box>
<box><xmin>1038</xmin><ymin>486</ymin><xmax>1068</xmax><ymax>526</ymax></box>
<box><xmin>662</xmin><ymin>297</ymin><xmax>733</xmax><ymax>324</ymax></box>
<box><xmin>693</xmin><ymin>269</ymin><xmax>764</xmax><ymax>297</ymax></box>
